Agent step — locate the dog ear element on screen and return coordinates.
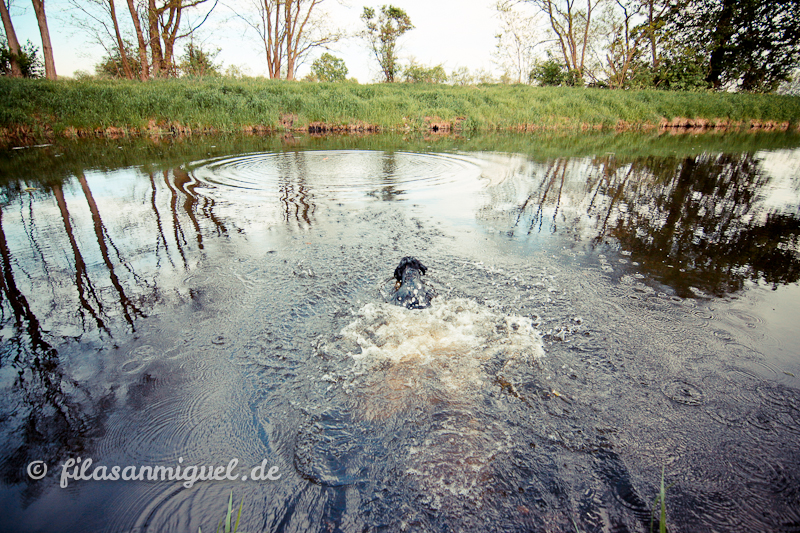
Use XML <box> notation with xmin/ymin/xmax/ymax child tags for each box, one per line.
<box><xmin>408</xmin><ymin>257</ymin><xmax>427</xmax><ymax>275</ymax></box>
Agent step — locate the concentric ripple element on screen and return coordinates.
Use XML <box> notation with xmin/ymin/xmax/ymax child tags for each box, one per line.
<box><xmin>662</xmin><ymin>379</ymin><xmax>705</xmax><ymax>406</ymax></box>
<box><xmin>189</xmin><ymin>150</ymin><xmax>484</xmax><ymax>203</ymax></box>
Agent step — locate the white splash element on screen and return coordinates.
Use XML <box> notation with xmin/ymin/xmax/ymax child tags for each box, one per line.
<box><xmin>341</xmin><ymin>298</ymin><xmax>544</xmax><ymax>391</ymax></box>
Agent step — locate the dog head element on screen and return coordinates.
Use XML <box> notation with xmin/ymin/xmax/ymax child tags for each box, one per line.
<box><xmin>394</xmin><ymin>256</ymin><xmax>428</xmax><ymax>282</ymax></box>
<box><xmin>389</xmin><ymin>257</ymin><xmax>435</xmax><ymax>309</ymax></box>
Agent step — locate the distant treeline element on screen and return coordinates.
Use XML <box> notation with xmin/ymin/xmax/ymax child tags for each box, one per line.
<box><xmin>1</xmin><ymin>0</ymin><xmax>799</xmax><ymax>95</ymax></box>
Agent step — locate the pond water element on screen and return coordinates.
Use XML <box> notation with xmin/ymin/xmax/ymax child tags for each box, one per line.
<box><xmin>1</xmin><ymin>133</ymin><xmax>799</xmax><ymax>532</ymax></box>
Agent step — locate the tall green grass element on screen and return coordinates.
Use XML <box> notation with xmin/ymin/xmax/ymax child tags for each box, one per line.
<box><xmin>199</xmin><ymin>491</ymin><xmax>243</xmax><ymax>533</ymax></box>
<box><xmin>651</xmin><ymin>466</ymin><xmax>673</xmax><ymax>533</ymax></box>
<box><xmin>2</xmin><ymin>77</ymin><xmax>800</xmax><ymax>139</ymax></box>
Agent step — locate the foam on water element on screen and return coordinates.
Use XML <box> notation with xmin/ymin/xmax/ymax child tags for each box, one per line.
<box><xmin>340</xmin><ymin>298</ymin><xmax>544</xmax><ymax>394</ymax></box>
<box><xmin>294</xmin><ymin>298</ymin><xmax>547</xmax><ymax>506</ymax></box>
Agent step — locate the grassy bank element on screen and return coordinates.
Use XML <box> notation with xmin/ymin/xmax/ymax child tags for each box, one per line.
<box><xmin>2</xmin><ymin>77</ymin><xmax>800</xmax><ymax>142</ymax></box>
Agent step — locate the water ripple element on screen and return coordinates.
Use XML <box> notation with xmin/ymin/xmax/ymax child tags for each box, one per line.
<box><xmin>189</xmin><ymin>150</ymin><xmax>483</xmax><ymax>202</ymax></box>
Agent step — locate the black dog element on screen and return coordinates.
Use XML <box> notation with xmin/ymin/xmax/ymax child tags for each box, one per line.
<box><xmin>389</xmin><ymin>257</ymin><xmax>436</xmax><ymax>309</ymax></box>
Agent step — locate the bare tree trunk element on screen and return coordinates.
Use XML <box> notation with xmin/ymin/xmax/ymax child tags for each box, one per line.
<box><xmin>284</xmin><ymin>0</ymin><xmax>294</xmax><ymax>79</ymax></box>
<box><xmin>30</xmin><ymin>0</ymin><xmax>57</xmax><ymax>79</ymax></box>
<box><xmin>285</xmin><ymin>0</ymin><xmax>319</xmax><ymax>80</ymax></box>
<box><xmin>0</xmin><ymin>0</ymin><xmax>23</xmax><ymax>76</ymax></box>
<box><xmin>109</xmin><ymin>0</ymin><xmax>134</xmax><ymax>79</ymax></box>
<box><xmin>530</xmin><ymin>0</ymin><xmax>602</xmax><ymax>82</ymax></box>
<box><xmin>148</xmin><ymin>0</ymin><xmax>164</xmax><ymax>76</ymax></box>
<box><xmin>580</xmin><ymin>0</ymin><xmax>593</xmax><ymax>77</ymax></box>
<box><xmin>648</xmin><ymin>0</ymin><xmax>657</xmax><ymax>68</ymax></box>
<box><xmin>264</xmin><ymin>0</ymin><xmax>283</xmax><ymax>78</ymax></box>
<box><xmin>126</xmin><ymin>0</ymin><xmax>150</xmax><ymax>80</ymax></box>
<box><xmin>161</xmin><ymin>0</ymin><xmax>182</xmax><ymax>75</ymax></box>
<box><xmin>149</xmin><ymin>0</ymin><xmax>214</xmax><ymax>77</ymax></box>
<box><xmin>239</xmin><ymin>0</ymin><xmax>333</xmax><ymax>79</ymax></box>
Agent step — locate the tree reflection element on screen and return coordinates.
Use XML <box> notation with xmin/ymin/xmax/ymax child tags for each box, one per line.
<box><xmin>276</xmin><ymin>152</ymin><xmax>316</xmax><ymax>229</ymax></box>
<box><xmin>53</xmin><ymin>183</ymin><xmax>111</xmax><ymax>334</ymax></box>
<box><xmin>0</xmin><ymin>207</ymin><xmax>112</xmax><ymax>500</ymax></box>
<box><xmin>0</xmin><ymin>164</ymin><xmax>233</xmax><ymax>499</ymax></box>
<box><xmin>369</xmin><ymin>152</ymin><xmax>404</xmax><ymax>202</ymax></box>
<box><xmin>505</xmin><ymin>152</ymin><xmax>800</xmax><ymax>296</ymax></box>
<box><xmin>0</xmin><ymin>208</ymin><xmax>52</xmax><ymax>358</ymax></box>
<box><xmin>593</xmin><ymin>153</ymin><xmax>800</xmax><ymax>296</ymax></box>
<box><xmin>513</xmin><ymin>152</ymin><xmax>800</xmax><ymax>297</ymax></box>
<box><xmin>150</xmin><ymin>171</ymin><xmax>176</xmax><ymax>269</ymax></box>
<box><xmin>511</xmin><ymin>159</ymin><xmax>569</xmax><ymax>236</ymax></box>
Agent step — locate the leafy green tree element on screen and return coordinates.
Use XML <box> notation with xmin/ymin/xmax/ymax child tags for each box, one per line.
<box><xmin>530</xmin><ymin>56</ymin><xmax>567</xmax><ymax>86</ymax></box>
<box><xmin>95</xmin><ymin>43</ymin><xmax>143</xmax><ymax>78</ymax></box>
<box><xmin>402</xmin><ymin>59</ymin><xmax>446</xmax><ymax>83</ymax></box>
<box><xmin>651</xmin><ymin>45</ymin><xmax>709</xmax><ymax>91</ymax></box>
<box><xmin>310</xmin><ymin>53</ymin><xmax>348</xmax><ymax>82</ymax></box>
<box><xmin>361</xmin><ymin>5</ymin><xmax>413</xmax><ymax>82</ymax></box>
<box><xmin>665</xmin><ymin>0</ymin><xmax>800</xmax><ymax>92</ymax></box>
<box><xmin>449</xmin><ymin>66</ymin><xmax>475</xmax><ymax>85</ymax></box>
<box><xmin>1</xmin><ymin>38</ymin><xmax>44</xmax><ymax>78</ymax></box>
<box><xmin>179</xmin><ymin>42</ymin><xmax>221</xmax><ymax>77</ymax></box>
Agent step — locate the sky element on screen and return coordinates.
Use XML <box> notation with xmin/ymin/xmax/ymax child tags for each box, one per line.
<box><xmin>4</xmin><ymin>0</ymin><xmax>524</xmax><ymax>81</ymax></box>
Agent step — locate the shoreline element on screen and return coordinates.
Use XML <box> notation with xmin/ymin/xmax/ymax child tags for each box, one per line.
<box><xmin>2</xmin><ymin>77</ymin><xmax>799</xmax><ymax>146</ymax></box>
<box><xmin>2</xmin><ymin>117</ymin><xmax>796</xmax><ymax>148</ymax></box>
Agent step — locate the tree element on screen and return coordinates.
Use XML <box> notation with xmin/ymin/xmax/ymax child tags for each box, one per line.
<box><xmin>95</xmin><ymin>41</ymin><xmax>143</xmax><ymax>77</ymax></box>
<box><xmin>599</xmin><ymin>0</ymin><xmax>646</xmax><ymax>87</ymax></box>
<box><xmin>125</xmin><ymin>0</ymin><xmax>149</xmax><ymax>80</ymax></box>
<box><xmin>107</xmin><ymin>0</ymin><xmax>132</xmax><ymax>78</ymax></box>
<box><xmin>179</xmin><ymin>40</ymin><xmax>220</xmax><ymax>76</ymax></box>
<box><xmin>69</xmin><ymin>0</ymin><xmax>216</xmax><ymax>80</ymax></box>
<box><xmin>492</xmin><ymin>1</ymin><xmax>541</xmax><ymax>84</ymax></box>
<box><xmin>523</xmin><ymin>0</ymin><xmax>607</xmax><ymax>84</ymax></box>
<box><xmin>1</xmin><ymin>0</ymin><xmax>23</xmax><ymax>76</ymax></box>
<box><xmin>665</xmin><ymin>0</ymin><xmax>800</xmax><ymax>92</ymax></box>
<box><xmin>473</xmin><ymin>67</ymin><xmax>497</xmax><ymax>84</ymax></box>
<box><xmin>147</xmin><ymin>0</ymin><xmax>218</xmax><ymax>77</ymax></box>
<box><xmin>449</xmin><ymin>66</ymin><xmax>475</xmax><ymax>85</ymax></box>
<box><xmin>310</xmin><ymin>52</ymin><xmax>347</xmax><ymax>81</ymax></box>
<box><xmin>651</xmin><ymin>42</ymin><xmax>709</xmax><ymax>90</ymax></box>
<box><xmin>530</xmin><ymin>55</ymin><xmax>567</xmax><ymax>85</ymax></box>
<box><xmin>1</xmin><ymin>37</ymin><xmax>43</xmax><ymax>77</ymax></box>
<box><xmin>30</xmin><ymin>0</ymin><xmax>56</xmax><ymax>79</ymax></box>
<box><xmin>240</xmin><ymin>0</ymin><xmax>341</xmax><ymax>80</ymax></box>
<box><xmin>361</xmin><ymin>4</ymin><xmax>413</xmax><ymax>82</ymax></box>
<box><xmin>402</xmin><ymin>57</ymin><xmax>446</xmax><ymax>83</ymax></box>
<box><xmin>640</xmin><ymin>0</ymin><xmax>667</xmax><ymax>69</ymax></box>
<box><xmin>600</xmin><ymin>0</ymin><xmax>670</xmax><ymax>87</ymax></box>
<box><xmin>69</xmin><ymin>0</ymin><xmax>136</xmax><ymax>79</ymax></box>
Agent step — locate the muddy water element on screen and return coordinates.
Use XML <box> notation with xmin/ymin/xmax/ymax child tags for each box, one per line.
<box><xmin>0</xmin><ymin>134</ymin><xmax>799</xmax><ymax>532</ymax></box>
